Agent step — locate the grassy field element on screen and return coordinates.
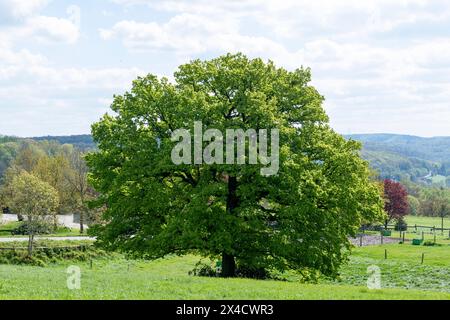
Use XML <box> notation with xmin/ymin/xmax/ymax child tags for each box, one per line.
<box><xmin>0</xmin><ymin>221</ymin><xmax>82</xmax><ymax>237</ymax></box>
<box><xmin>405</xmin><ymin>215</ymin><xmax>450</xmax><ymax>229</ymax></box>
<box><xmin>333</xmin><ymin>244</ymin><xmax>450</xmax><ymax>293</ymax></box>
<box><xmin>0</xmin><ymin>221</ymin><xmax>22</xmax><ymax>236</ymax></box>
<box><xmin>430</xmin><ymin>175</ymin><xmax>447</xmax><ymax>186</ymax></box>
<box><xmin>0</xmin><ymin>241</ymin><xmax>449</xmax><ymax>300</ymax></box>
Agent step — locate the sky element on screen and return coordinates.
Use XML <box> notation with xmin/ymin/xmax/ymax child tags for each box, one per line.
<box><xmin>1</xmin><ymin>0</ymin><xmax>450</xmax><ymax>137</ymax></box>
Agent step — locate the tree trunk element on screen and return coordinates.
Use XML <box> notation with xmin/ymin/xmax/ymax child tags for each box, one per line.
<box><xmin>221</xmin><ymin>176</ymin><xmax>238</xmax><ymax>277</ymax></box>
<box><xmin>222</xmin><ymin>252</ymin><xmax>236</xmax><ymax>277</ymax></box>
<box><xmin>27</xmin><ymin>220</ymin><xmax>34</xmax><ymax>257</ymax></box>
<box><xmin>80</xmin><ymin>211</ymin><xmax>84</xmax><ymax>234</ymax></box>
<box><xmin>27</xmin><ymin>234</ymin><xmax>33</xmax><ymax>257</ymax></box>
<box><xmin>79</xmin><ymin>194</ymin><xmax>85</xmax><ymax>234</ymax></box>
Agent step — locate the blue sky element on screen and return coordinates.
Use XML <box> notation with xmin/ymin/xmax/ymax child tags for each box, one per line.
<box><xmin>1</xmin><ymin>0</ymin><xmax>450</xmax><ymax>137</ymax></box>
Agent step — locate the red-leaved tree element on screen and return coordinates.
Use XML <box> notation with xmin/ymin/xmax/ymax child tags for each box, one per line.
<box><xmin>383</xmin><ymin>179</ymin><xmax>409</xmax><ymax>228</ymax></box>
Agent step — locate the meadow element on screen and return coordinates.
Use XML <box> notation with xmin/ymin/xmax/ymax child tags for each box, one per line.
<box><xmin>0</xmin><ymin>221</ymin><xmax>82</xmax><ymax>238</ymax></box>
<box><xmin>0</xmin><ymin>241</ymin><xmax>449</xmax><ymax>300</ymax></box>
<box><xmin>0</xmin><ymin>215</ymin><xmax>449</xmax><ymax>300</ymax></box>
<box><xmin>405</xmin><ymin>215</ymin><xmax>450</xmax><ymax>229</ymax></box>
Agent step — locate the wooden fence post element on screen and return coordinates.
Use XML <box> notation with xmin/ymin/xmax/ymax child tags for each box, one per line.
<box><xmin>385</xmin><ymin>249</ymin><xmax>388</xmax><ymax>260</ymax></box>
<box><xmin>421</xmin><ymin>253</ymin><xmax>425</xmax><ymax>264</ymax></box>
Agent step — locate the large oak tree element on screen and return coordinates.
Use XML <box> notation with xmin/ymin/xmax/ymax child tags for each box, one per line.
<box><xmin>87</xmin><ymin>54</ymin><xmax>384</xmax><ymax>277</ymax></box>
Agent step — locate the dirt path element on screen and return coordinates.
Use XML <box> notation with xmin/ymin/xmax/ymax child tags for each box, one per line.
<box><xmin>350</xmin><ymin>235</ymin><xmax>401</xmax><ymax>246</ymax></box>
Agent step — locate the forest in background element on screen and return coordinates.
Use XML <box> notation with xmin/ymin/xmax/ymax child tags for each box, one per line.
<box><xmin>3</xmin><ymin>133</ymin><xmax>447</xmax><ymax>186</ymax></box>
<box><xmin>347</xmin><ymin>134</ymin><xmax>450</xmax><ymax>187</ymax></box>
<box><xmin>2</xmin><ymin>133</ymin><xmax>450</xmax><ymax>186</ymax></box>
<box><xmin>0</xmin><ymin>135</ymin><xmax>97</xmax><ymax>234</ymax></box>
<box><xmin>0</xmin><ymin>133</ymin><xmax>449</xmax><ymax>221</ymax></box>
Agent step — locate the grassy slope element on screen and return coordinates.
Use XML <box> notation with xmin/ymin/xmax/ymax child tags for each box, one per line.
<box><xmin>1</xmin><ymin>244</ymin><xmax>450</xmax><ymax>300</ymax></box>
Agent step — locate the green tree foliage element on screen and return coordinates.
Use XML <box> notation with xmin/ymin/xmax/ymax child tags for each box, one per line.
<box><xmin>5</xmin><ymin>171</ymin><xmax>59</xmax><ymax>256</ymax></box>
<box><xmin>419</xmin><ymin>187</ymin><xmax>450</xmax><ymax>230</ymax></box>
<box><xmin>87</xmin><ymin>54</ymin><xmax>384</xmax><ymax>278</ymax></box>
<box><xmin>0</xmin><ymin>139</ymin><xmax>96</xmax><ymax>229</ymax></box>
<box><xmin>0</xmin><ymin>142</ymin><xmax>20</xmax><ymax>177</ymax></box>
<box><xmin>65</xmin><ymin>149</ymin><xmax>97</xmax><ymax>233</ymax></box>
<box><xmin>32</xmin><ymin>154</ymin><xmax>74</xmax><ymax>216</ymax></box>
<box><xmin>407</xmin><ymin>195</ymin><xmax>420</xmax><ymax>216</ymax></box>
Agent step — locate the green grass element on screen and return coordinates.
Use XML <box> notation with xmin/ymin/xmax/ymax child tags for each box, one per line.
<box><xmin>430</xmin><ymin>175</ymin><xmax>447</xmax><ymax>186</ymax></box>
<box><xmin>405</xmin><ymin>215</ymin><xmax>450</xmax><ymax>229</ymax></box>
<box><xmin>0</xmin><ymin>240</ymin><xmax>106</xmax><ymax>267</ymax></box>
<box><xmin>399</xmin><ymin>232</ymin><xmax>450</xmax><ymax>245</ymax></box>
<box><xmin>0</xmin><ymin>221</ymin><xmax>84</xmax><ymax>238</ymax></box>
<box><xmin>326</xmin><ymin>244</ymin><xmax>450</xmax><ymax>293</ymax></box>
<box><xmin>0</xmin><ymin>221</ymin><xmax>23</xmax><ymax>236</ymax></box>
<box><xmin>0</xmin><ymin>241</ymin><xmax>449</xmax><ymax>300</ymax></box>
<box><xmin>0</xmin><ymin>254</ymin><xmax>449</xmax><ymax>300</ymax></box>
<box><xmin>0</xmin><ymin>240</ymin><xmax>95</xmax><ymax>248</ymax></box>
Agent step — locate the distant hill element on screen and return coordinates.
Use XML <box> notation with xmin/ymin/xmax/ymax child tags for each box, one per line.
<box><xmin>346</xmin><ymin>134</ymin><xmax>450</xmax><ymax>185</ymax></box>
<box><xmin>1</xmin><ymin>132</ymin><xmax>449</xmax><ymax>186</ymax></box>
<box><xmin>346</xmin><ymin>134</ymin><xmax>450</xmax><ymax>162</ymax></box>
<box><xmin>31</xmin><ymin>134</ymin><xmax>96</xmax><ymax>151</ymax></box>
<box><xmin>0</xmin><ymin>134</ymin><xmax>96</xmax><ymax>177</ymax></box>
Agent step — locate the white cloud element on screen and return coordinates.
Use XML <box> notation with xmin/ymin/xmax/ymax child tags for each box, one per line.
<box><xmin>0</xmin><ymin>0</ymin><xmax>50</xmax><ymax>21</ymax></box>
<box><xmin>100</xmin><ymin>12</ymin><xmax>241</xmax><ymax>54</ymax></box>
<box><xmin>102</xmin><ymin>0</ymin><xmax>450</xmax><ymax>136</ymax></box>
<box><xmin>0</xmin><ymin>0</ymin><xmax>80</xmax><ymax>45</ymax></box>
<box><xmin>2</xmin><ymin>0</ymin><xmax>450</xmax><ymax>136</ymax></box>
<box><xmin>0</xmin><ymin>56</ymin><xmax>146</xmax><ymax>136</ymax></box>
<box><xmin>25</xmin><ymin>15</ymin><xmax>80</xmax><ymax>44</ymax></box>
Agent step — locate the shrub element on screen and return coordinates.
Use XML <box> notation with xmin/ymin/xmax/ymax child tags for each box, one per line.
<box><xmin>11</xmin><ymin>222</ymin><xmax>55</xmax><ymax>235</ymax></box>
<box><xmin>0</xmin><ymin>242</ymin><xmax>108</xmax><ymax>266</ymax></box>
<box><xmin>394</xmin><ymin>219</ymin><xmax>408</xmax><ymax>231</ymax></box>
<box><xmin>423</xmin><ymin>241</ymin><xmax>441</xmax><ymax>247</ymax></box>
<box><xmin>189</xmin><ymin>261</ymin><xmax>217</xmax><ymax>277</ymax></box>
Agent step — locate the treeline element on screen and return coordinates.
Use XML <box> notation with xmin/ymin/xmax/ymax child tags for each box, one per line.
<box><xmin>402</xmin><ymin>180</ymin><xmax>450</xmax><ymax>219</ymax></box>
<box><xmin>32</xmin><ymin>134</ymin><xmax>95</xmax><ymax>151</ymax></box>
<box><xmin>0</xmin><ymin>138</ymin><xmax>98</xmax><ymax>233</ymax></box>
